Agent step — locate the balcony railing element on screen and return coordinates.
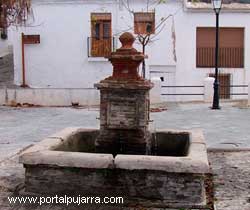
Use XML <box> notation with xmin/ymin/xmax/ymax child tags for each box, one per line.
<box><xmin>87</xmin><ymin>37</ymin><xmax>116</xmax><ymax>58</ymax></box>
<box><xmin>196</xmin><ymin>47</ymin><xmax>244</xmax><ymax>68</ymax></box>
<box><xmin>161</xmin><ymin>84</ymin><xmax>248</xmax><ymax>99</ymax></box>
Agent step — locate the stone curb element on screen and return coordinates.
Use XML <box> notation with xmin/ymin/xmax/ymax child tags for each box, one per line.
<box><xmin>20</xmin><ymin>127</ymin><xmax>210</xmax><ymax>174</ymax></box>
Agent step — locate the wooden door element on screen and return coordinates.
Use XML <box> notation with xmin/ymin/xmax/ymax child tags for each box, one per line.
<box><xmin>91</xmin><ymin>18</ymin><xmax>111</xmax><ymax>57</ymax></box>
<box><xmin>102</xmin><ymin>21</ymin><xmax>112</xmax><ymax>56</ymax></box>
<box><xmin>209</xmin><ymin>73</ymin><xmax>231</xmax><ymax>99</ymax></box>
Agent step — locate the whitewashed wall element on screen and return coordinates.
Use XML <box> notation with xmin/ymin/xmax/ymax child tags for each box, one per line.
<box><xmin>173</xmin><ymin>8</ymin><xmax>250</xmax><ymax>101</ymax></box>
<box><xmin>8</xmin><ymin>0</ymin><xmax>250</xmax><ymax>103</ymax></box>
<box><xmin>9</xmin><ymin>1</ymin><xmax>116</xmax><ymax>88</ymax></box>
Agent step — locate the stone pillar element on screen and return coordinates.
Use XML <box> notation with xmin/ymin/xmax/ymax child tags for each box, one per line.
<box><xmin>95</xmin><ymin>32</ymin><xmax>153</xmax><ymax>156</ymax></box>
<box><xmin>204</xmin><ymin>77</ymin><xmax>215</xmax><ymax>103</ymax></box>
<box><xmin>150</xmin><ymin>77</ymin><xmax>162</xmax><ymax>104</ymax></box>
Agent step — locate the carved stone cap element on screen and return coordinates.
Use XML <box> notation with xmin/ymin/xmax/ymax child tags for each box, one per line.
<box><xmin>108</xmin><ymin>32</ymin><xmax>144</xmax><ymax>61</ymax></box>
<box><xmin>119</xmin><ymin>32</ymin><xmax>135</xmax><ymax>50</ymax></box>
<box><xmin>104</xmin><ymin>32</ymin><xmax>149</xmax><ymax>80</ymax></box>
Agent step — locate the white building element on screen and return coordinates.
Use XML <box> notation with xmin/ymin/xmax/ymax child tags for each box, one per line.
<box><xmin>2</xmin><ymin>0</ymin><xmax>250</xmax><ymax>105</ymax></box>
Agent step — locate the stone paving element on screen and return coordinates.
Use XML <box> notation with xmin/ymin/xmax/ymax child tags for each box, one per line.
<box><xmin>0</xmin><ymin>150</ymin><xmax>249</xmax><ymax>210</ymax></box>
<box><xmin>0</xmin><ymin>102</ymin><xmax>250</xmax><ymax>209</ymax></box>
<box><xmin>1</xmin><ymin>102</ymin><xmax>250</xmax><ymax>161</ymax></box>
<box><xmin>209</xmin><ymin>150</ymin><xmax>250</xmax><ymax>210</ymax></box>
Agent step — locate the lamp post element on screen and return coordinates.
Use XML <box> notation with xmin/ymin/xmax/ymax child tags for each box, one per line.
<box><xmin>212</xmin><ymin>0</ymin><xmax>222</xmax><ymax>109</ymax></box>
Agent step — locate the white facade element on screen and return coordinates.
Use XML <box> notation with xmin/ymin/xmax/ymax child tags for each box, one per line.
<box><xmin>7</xmin><ymin>0</ymin><xmax>250</xmax><ymax>103</ymax></box>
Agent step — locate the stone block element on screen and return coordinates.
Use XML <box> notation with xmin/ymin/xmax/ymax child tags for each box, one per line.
<box><xmin>150</xmin><ymin>77</ymin><xmax>161</xmax><ymax>104</ymax></box>
<box><xmin>20</xmin><ymin>127</ymin><xmax>210</xmax><ymax>208</ymax></box>
<box><xmin>204</xmin><ymin>77</ymin><xmax>215</xmax><ymax>103</ymax></box>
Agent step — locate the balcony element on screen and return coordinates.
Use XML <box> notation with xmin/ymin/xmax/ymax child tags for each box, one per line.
<box><xmin>87</xmin><ymin>37</ymin><xmax>116</xmax><ymax>58</ymax></box>
<box><xmin>196</xmin><ymin>47</ymin><xmax>244</xmax><ymax>68</ymax></box>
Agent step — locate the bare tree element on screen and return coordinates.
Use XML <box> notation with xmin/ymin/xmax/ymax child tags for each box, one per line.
<box><xmin>119</xmin><ymin>0</ymin><xmax>179</xmax><ymax>78</ymax></box>
<box><xmin>0</xmin><ymin>0</ymin><xmax>32</xmax><ymax>39</ymax></box>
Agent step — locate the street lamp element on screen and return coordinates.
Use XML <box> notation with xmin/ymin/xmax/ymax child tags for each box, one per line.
<box><xmin>212</xmin><ymin>0</ymin><xmax>222</xmax><ymax>109</ymax></box>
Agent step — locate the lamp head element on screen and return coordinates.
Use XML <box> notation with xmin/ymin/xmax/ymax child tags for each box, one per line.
<box><xmin>212</xmin><ymin>0</ymin><xmax>222</xmax><ymax>13</ymax></box>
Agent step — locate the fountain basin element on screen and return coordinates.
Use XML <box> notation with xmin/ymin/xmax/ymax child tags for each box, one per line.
<box><xmin>19</xmin><ymin>127</ymin><xmax>210</xmax><ymax>208</ymax></box>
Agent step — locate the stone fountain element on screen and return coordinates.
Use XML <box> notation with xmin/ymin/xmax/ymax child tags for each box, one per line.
<box><xmin>20</xmin><ymin>32</ymin><xmax>210</xmax><ymax>209</ymax></box>
<box><xmin>95</xmin><ymin>32</ymin><xmax>153</xmax><ymax>156</ymax></box>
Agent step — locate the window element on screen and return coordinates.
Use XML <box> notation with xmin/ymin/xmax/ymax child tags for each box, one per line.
<box><xmin>196</xmin><ymin>27</ymin><xmax>244</xmax><ymax>68</ymax></box>
<box><xmin>90</xmin><ymin>13</ymin><xmax>112</xmax><ymax>57</ymax></box>
<box><xmin>134</xmin><ymin>12</ymin><xmax>155</xmax><ymax>35</ymax></box>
